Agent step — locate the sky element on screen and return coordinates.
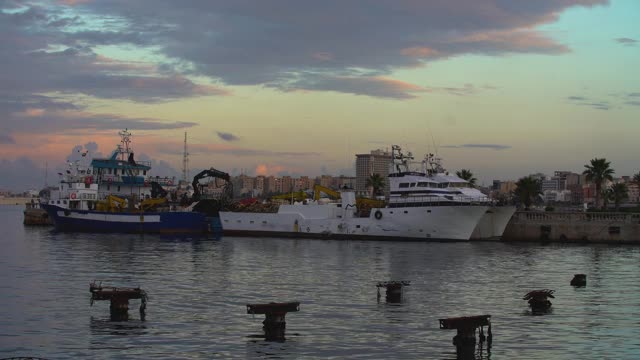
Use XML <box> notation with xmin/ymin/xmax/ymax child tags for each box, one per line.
<box><xmin>0</xmin><ymin>0</ymin><xmax>638</xmax><ymax>191</ymax></box>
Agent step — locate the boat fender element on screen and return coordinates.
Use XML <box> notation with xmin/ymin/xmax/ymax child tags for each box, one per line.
<box><xmin>374</xmin><ymin>210</ymin><xmax>383</xmax><ymax>220</ymax></box>
<box><xmin>70</xmin><ymin>192</ymin><xmax>77</xmax><ymax>199</ymax></box>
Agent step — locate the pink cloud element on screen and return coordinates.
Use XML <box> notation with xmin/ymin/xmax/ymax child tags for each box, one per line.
<box><xmin>401</xmin><ymin>47</ymin><xmax>441</xmax><ymax>58</ymax></box>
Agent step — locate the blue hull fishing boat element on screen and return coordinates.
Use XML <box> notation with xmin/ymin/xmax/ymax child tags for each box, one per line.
<box><xmin>41</xmin><ymin>129</ymin><xmax>230</xmax><ymax>235</ymax></box>
<box><xmin>42</xmin><ymin>204</ymin><xmax>209</xmax><ymax>234</ymax></box>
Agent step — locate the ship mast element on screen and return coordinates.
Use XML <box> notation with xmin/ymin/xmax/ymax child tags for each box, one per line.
<box><xmin>182</xmin><ymin>132</ymin><xmax>189</xmax><ymax>183</ymax></box>
<box><xmin>118</xmin><ymin>128</ymin><xmax>132</xmax><ymax>161</ymax></box>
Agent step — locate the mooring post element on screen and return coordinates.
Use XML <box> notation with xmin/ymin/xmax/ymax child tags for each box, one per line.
<box><xmin>90</xmin><ymin>281</ymin><xmax>148</xmax><ymax>321</ymax></box>
<box><xmin>247</xmin><ymin>302</ymin><xmax>300</xmax><ymax>341</ymax></box>
<box><xmin>523</xmin><ymin>289</ymin><xmax>554</xmax><ymax>312</ymax></box>
<box><xmin>376</xmin><ymin>281</ymin><xmax>410</xmax><ymax>303</ymax></box>
<box><xmin>439</xmin><ymin>315</ymin><xmax>492</xmax><ymax>359</ymax></box>
<box><xmin>570</xmin><ymin>274</ymin><xmax>586</xmax><ymax>287</ymax></box>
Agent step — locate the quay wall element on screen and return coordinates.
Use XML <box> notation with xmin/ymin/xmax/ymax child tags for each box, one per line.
<box><xmin>502</xmin><ymin>211</ymin><xmax>640</xmax><ymax>244</ymax></box>
<box><xmin>0</xmin><ymin>197</ymin><xmax>33</xmax><ymax>205</ymax></box>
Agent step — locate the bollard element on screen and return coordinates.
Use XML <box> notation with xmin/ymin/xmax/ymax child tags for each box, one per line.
<box><xmin>570</xmin><ymin>274</ymin><xmax>586</xmax><ymax>287</ymax></box>
<box><xmin>376</xmin><ymin>281</ymin><xmax>410</xmax><ymax>303</ymax></box>
<box><xmin>523</xmin><ymin>289</ymin><xmax>554</xmax><ymax>312</ymax></box>
<box><xmin>90</xmin><ymin>281</ymin><xmax>148</xmax><ymax>321</ymax></box>
<box><xmin>246</xmin><ymin>302</ymin><xmax>299</xmax><ymax>341</ymax></box>
<box><xmin>439</xmin><ymin>315</ymin><xmax>492</xmax><ymax>358</ymax></box>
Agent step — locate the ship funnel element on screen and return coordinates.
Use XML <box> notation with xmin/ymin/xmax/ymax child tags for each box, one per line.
<box><xmin>340</xmin><ymin>190</ymin><xmax>357</xmax><ymax>217</ymax></box>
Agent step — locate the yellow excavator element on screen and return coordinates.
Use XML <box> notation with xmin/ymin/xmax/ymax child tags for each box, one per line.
<box><xmin>139</xmin><ymin>197</ymin><xmax>167</xmax><ymax>212</ymax></box>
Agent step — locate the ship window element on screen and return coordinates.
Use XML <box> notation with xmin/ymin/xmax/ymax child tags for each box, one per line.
<box><xmin>224</xmin><ymin>220</ymin><xmax>228</xmax><ymax>222</ymax></box>
<box><xmin>68</xmin><ymin>184</ymin><xmax>71</xmax><ymax>189</ymax></box>
<box><xmin>117</xmin><ymin>186</ymin><xmax>121</xmax><ymax>191</ymax></box>
<box><xmin>262</xmin><ymin>221</ymin><xmax>267</xmax><ymax>224</ymax></box>
<box><xmin>418</xmin><ymin>182</ymin><xmax>429</xmax><ymax>187</ymax></box>
<box><xmin>108</xmin><ymin>168</ymin><xmax>112</xmax><ymax>174</ymax></box>
<box><xmin>404</xmin><ymin>210</ymin><xmax>408</xmax><ymax>214</ymax></box>
<box><xmin>427</xmin><ymin>210</ymin><xmax>431</xmax><ymax>213</ymax></box>
<box><xmin>356</xmin><ymin>225</ymin><xmax>361</xmax><ymax>228</ymax></box>
<box><xmin>57</xmin><ymin>200</ymin><xmax>60</xmax><ymax>204</ymax></box>
<box><xmin>63</xmin><ymin>200</ymin><xmax>67</xmax><ymax>204</ymax></box>
<box><xmin>399</xmin><ymin>183</ymin><xmax>410</xmax><ymax>188</ymax></box>
<box><xmin>250</xmin><ymin>221</ymin><xmax>254</xmax><ymax>224</ymax></box>
<box><xmin>410</xmin><ymin>183</ymin><xmax>416</xmax><ymax>187</ymax></box>
<box><xmin>430</xmin><ymin>183</ymin><xmax>437</xmax><ymax>188</ymax></box>
<box><xmin>143</xmin><ymin>170</ymin><xmax>147</xmax><ymax>175</ymax></box>
<box><xmin>85</xmin><ymin>183</ymin><xmax>90</xmax><ymax>189</ymax></box>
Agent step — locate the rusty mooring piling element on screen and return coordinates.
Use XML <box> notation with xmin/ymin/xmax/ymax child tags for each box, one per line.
<box><xmin>523</xmin><ymin>289</ymin><xmax>554</xmax><ymax>312</ymax></box>
<box><xmin>246</xmin><ymin>302</ymin><xmax>300</xmax><ymax>340</ymax></box>
<box><xmin>439</xmin><ymin>314</ymin><xmax>492</xmax><ymax>358</ymax></box>
<box><xmin>571</xmin><ymin>274</ymin><xmax>586</xmax><ymax>287</ymax></box>
<box><xmin>376</xmin><ymin>281</ymin><xmax>410</xmax><ymax>303</ymax></box>
<box><xmin>90</xmin><ymin>281</ymin><xmax>148</xmax><ymax>321</ymax></box>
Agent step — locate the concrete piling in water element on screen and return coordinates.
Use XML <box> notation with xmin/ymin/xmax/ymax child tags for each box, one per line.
<box><xmin>571</xmin><ymin>274</ymin><xmax>586</xmax><ymax>287</ymax></box>
<box><xmin>89</xmin><ymin>281</ymin><xmax>148</xmax><ymax>321</ymax></box>
<box><xmin>246</xmin><ymin>302</ymin><xmax>300</xmax><ymax>341</ymax></box>
<box><xmin>439</xmin><ymin>315</ymin><xmax>492</xmax><ymax>359</ymax></box>
<box><xmin>376</xmin><ymin>281</ymin><xmax>410</xmax><ymax>303</ymax></box>
<box><xmin>523</xmin><ymin>289</ymin><xmax>554</xmax><ymax>313</ymax></box>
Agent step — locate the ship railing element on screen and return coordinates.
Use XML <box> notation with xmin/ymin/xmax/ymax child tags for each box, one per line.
<box><xmin>388</xmin><ymin>194</ymin><xmax>492</xmax><ymax>206</ymax></box>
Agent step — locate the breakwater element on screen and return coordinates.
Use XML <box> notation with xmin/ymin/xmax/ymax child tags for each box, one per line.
<box><xmin>502</xmin><ymin>211</ymin><xmax>640</xmax><ymax>243</ymax></box>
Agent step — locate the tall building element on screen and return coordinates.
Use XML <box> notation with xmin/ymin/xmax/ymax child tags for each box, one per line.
<box><xmin>355</xmin><ymin>149</ymin><xmax>392</xmax><ymax>197</ymax></box>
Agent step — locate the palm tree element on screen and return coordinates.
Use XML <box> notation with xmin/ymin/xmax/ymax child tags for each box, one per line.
<box><xmin>366</xmin><ymin>173</ymin><xmax>385</xmax><ymax>197</ymax></box>
<box><xmin>456</xmin><ymin>169</ymin><xmax>477</xmax><ymax>188</ymax></box>
<box><xmin>583</xmin><ymin>158</ymin><xmax>614</xmax><ymax>209</ymax></box>
<box><xmin>609</xmin><ymin>183</ymin><xmax>628</xmax><ymax>211</ymax></box>
<box><xmin>514</xmin><ymin>176</ymin><xmax>542</xmax><ymax>210</ymax></box>
<box><xmin>633</xmin><ymin>172</ymin><xmax>640</xmax><ymax>185</ymax></box>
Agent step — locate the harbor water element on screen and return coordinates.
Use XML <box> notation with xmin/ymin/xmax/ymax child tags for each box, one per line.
<box><xmin>1</xmin><ymin>205</ymin><xmax>640</xmax><ymax>359</ymax></box>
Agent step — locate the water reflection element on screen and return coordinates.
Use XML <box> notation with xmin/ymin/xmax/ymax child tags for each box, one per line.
<box><xmin>90</xmin><ymin>317</ymin><xmax>147</xmax><ymax>336</ymax></box>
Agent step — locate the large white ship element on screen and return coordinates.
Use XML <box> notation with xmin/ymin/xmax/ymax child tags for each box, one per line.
<box><xmin>219</xmin><ymin>145</ymin><xmax>506</xmax><ymax>241</ymax></box>
<box><xmin>385</xmin><ymin>148</ymin><xmax>515</xmax><ymax>240</ymax></box>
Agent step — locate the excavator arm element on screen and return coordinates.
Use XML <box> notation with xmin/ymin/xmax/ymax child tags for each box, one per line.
<box><xmin>313</xmin><ymin>184</ymin><xmax>341</xmax><ymax>201</ymax></box>
<box><xmin>191</xmin><ymin>167</ymin><xmax>232</xmax><ymax>202</ymax></box>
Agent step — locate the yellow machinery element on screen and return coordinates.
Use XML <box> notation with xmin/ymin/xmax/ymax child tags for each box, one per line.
<box><xmin>139</xmin><ymin>197</ymin><xmax>167</xmax><ymax>212</ymax></box>
<box><xmin>95</xmin><ymin>195</ymin><xmax>127</xmax><ymax>212</ymax></box>
<box><xmin>314</xmin><ymin>184</ymin><xmax>385</xmax><ymax>209</ymax></box>
<box><xmin>313</xmin><ymin>184</ymin><xmax>340</xmax><ymax>200</ymax></box>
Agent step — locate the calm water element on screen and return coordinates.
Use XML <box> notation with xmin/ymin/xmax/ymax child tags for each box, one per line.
<box><xmin>1</xmin><ymin>205</ymin><xmax>640</xmax><ymax>359</ymax></box>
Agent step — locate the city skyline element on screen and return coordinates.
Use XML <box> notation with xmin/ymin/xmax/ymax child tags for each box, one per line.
<box><xmin>1</xmin><ymin>0</ymin><xmax>639</xmax><ymax>191</ymax></box>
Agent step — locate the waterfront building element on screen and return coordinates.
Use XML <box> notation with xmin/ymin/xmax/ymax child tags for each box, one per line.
<box><xmin>355</xmin><ymin>149</ymin><xmax>392</xmax><ymax>197</ymax></box>
<box><xmin>254</xmin><ymin>176</ymin><xmax>265</xmax><ymax>196</ymax></box>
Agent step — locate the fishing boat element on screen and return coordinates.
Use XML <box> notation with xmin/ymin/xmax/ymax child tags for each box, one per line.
<box><xmin>41</xmin><ymin>130</ymin><xmax>213</xmax><ymax>234</ymax></box>
<box><xmin>219</xmin><ymin>145</ymin><xmax>492</xmax><ymax>241</ymax></box>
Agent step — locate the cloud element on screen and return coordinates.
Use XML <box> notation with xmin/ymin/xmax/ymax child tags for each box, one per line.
<box><xmin>567</xmin><ymin>95</ymin><xmax>610</xmax><ymax>110</ymax></box>
<box><xmin>217</xmin><ymin>131</ymin><xmax>240</xmax><ymax>142</ymax></box>
<box><xmin>3</xmin><ymin>0</ymin><xmax>606</xmax><ymax>100</ymax></box>
<box><xmin>276</xmin><ymin>75</ymin><xmax>426</xmax><ymax>99</ymax></box>
<box><xmin>614</xmin><ymin>37</ymin><xmax>638</xmax><ymax>46</ymax></box>
<box><xmin>441</xmin><ymin>144</ymin><xmax>511</xmax><ymax>150</ymax></box>
<box><xmin>0</xmin><ymin>133</ymin><xmax>16</xmax><ymax>144</ymax></box>
<box><xmin>428</xmin><ymin>83</ymin><xmax>489</xmax><ymax>96</ymax></box>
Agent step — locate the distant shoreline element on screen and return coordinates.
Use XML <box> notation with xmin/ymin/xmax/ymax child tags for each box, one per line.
<box><xmin>0</xmin><ymin>197</ymin><xmax>34</xmax><ymax>205</ymax></box>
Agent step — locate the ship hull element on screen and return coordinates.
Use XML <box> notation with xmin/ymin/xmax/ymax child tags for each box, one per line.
<box><xmin>470</xmin><ymin>206</ymin><xmax>517</xmax><ymax>240</ymax></box>
<box><xmin>42</xmin><ymin>204</ymin><xmax>208</xmax><ymax>234</ymax></box>
<box><xmin>220</xmin><ymin>204</ymin><xmax>490</xmax><ymax>241</ymax></box>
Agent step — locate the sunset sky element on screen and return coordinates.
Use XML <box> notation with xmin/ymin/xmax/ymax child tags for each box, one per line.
<box><xmin>1</xmin><ymin>0</ymin><xmax>638</xmax><ymax>191</ymax></box>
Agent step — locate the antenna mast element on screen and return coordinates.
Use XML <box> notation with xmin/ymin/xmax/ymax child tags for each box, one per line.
<box><xmin>182</xmin><ymin>132</ymin><xmax>189</xmax><ymax>183</ymax></box>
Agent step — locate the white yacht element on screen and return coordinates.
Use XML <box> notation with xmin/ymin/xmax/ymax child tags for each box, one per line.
<box><xmin>219</xmin><ymin>145</ymin><xmax>492</xmax><ymax>241</ymax></box>
<box><xmin>386</xmin><ymin>146</ymin><xmax>515</xmax><ymax>240</ymax></box>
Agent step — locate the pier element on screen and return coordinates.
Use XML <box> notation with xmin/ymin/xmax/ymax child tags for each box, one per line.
<box><xmin>502</xmin><ymin>211</ymin><xmax>640</xmax><ymax>243</ymax></box>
